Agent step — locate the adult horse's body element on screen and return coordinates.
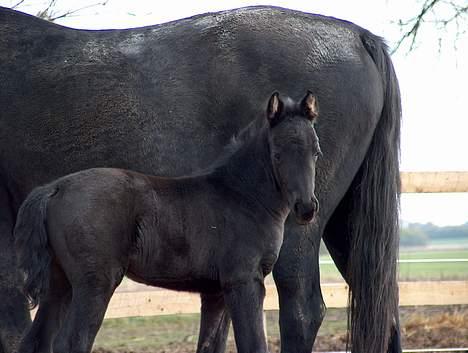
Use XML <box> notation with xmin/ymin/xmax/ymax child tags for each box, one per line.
<box><xmin>0</xmin><ymin>5</ymin><xmax>401</xmax><ymax>353</ymax></box>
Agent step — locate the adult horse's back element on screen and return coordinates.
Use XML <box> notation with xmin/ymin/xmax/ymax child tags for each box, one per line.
<box><xmin>0</xmin><ymin>5</ymin><xmax>401</xmax><ymax>353</ymax></box>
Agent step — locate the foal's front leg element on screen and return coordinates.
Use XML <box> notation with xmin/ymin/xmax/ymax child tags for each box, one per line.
<box><xmin>222</xmin><ymin>278</ymin><xmax>268</xmax><ymax>353</ymax></box>
<box><xmin>196</xmin><ymin>292</ymin><xmax>231</xmax><ymax>353</ymax></box>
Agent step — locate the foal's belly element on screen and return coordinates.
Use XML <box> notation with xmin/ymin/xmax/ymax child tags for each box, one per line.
<box><xmin>125</xmin><ymin>242</ymin><xmax>221</xmax><ymax>293</ymax></box>
<box><xmin>125</xmin><ymin>270</ymin><xmax>221</xmax><ymax>293</ymax></box>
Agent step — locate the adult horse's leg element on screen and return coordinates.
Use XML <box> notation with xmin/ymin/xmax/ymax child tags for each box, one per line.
<box><xmin>196</xmin><ymin>292</ymin><xmax>231</xmax><ymax>353</ymax></box>
<box><xmin>0</xmin><ymin>184</ymin><xmax>30</xmax><ymax>353</ymax></box>
<box><xmin>272</xmin><ymin>219</ymin><xmax>325</xmax><ymax>353</ymax></box>
<box><xmin>223</xmin><ymin>279</ymin><xmax>267</xmax><ymax>353</ymax></box>
<box><xmin>18</xmin><ymin>263</ymin><xmax>71</xmax><ymax>353</ymax></box>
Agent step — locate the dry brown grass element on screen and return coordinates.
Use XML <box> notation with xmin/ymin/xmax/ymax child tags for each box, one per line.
<box><xmin>402</xmin><ymin>308</ymin><xmax>468</xmax><ymax>349</ymax></box>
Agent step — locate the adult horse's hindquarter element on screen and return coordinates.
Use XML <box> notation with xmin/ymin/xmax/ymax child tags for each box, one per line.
<box><xmin>0</xmin><ymin>5</ymin><xmax>401</xmax><ymax>353</ymax></box>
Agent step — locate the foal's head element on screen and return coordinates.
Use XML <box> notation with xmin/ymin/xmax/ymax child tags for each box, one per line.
<box><xmin>266</xmin><ymin>91</ymin><xmax>321</xmax><ymax>224</ymax></box>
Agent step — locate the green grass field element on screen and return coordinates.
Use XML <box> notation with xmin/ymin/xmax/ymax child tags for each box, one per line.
<box><xmin>95</xmin><ymin>314</ymin><xmax>201</xmax><ymax>350</ymax></box>
<box><xmin>319</xmin><ymin>249</ymin><xmax>468</xmax><ymax>282</ymax></box>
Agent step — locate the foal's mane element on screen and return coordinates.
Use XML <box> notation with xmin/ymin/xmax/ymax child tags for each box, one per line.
<box><xmin>198</xmin><ymin>116</ymin><xmax>267</xmax><ymax>175</ymax></box>
<box><xmin>198</xmin><ymin>96</ymin><xmax>298</xmax><ymax>175</ymax></box>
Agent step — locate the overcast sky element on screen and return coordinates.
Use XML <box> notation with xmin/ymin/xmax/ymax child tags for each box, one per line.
<box><xmin>2</xmin><ymin>0</ymin><xmax>468</xmax><ymax>225</ymax></box>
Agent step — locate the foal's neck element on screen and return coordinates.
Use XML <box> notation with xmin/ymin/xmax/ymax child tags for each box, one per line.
<box><xmin>215</xmin><ymin>129</ymin><xmax>289</xmax><ymax>221</ymax></box>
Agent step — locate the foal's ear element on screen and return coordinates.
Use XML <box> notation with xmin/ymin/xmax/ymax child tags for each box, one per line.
<box><xmin>301</xmin><ymin>91</ymin><xmax>319</xmax><ymax>122</ymax></box>
<box><xmin>267</xmin><ymin>92</ymin><xmax>283</xmax><ymax>125</ymax></box>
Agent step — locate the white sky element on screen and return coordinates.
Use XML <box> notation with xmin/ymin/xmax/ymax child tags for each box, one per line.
<box><xmin>2</xmin><ymin>0</ymin><xmax>468</xmax><ymax>226</ymax></box>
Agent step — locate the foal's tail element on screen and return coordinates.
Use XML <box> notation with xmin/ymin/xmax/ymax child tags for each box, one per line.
<box><xmin>14</xmin><ymin>184</ymin><xmax>57</xmax><ymax>309</ymax></box>
<box><xmin>346</xmin><ymin>32</ymin><xmax>402</xmax><ymax>353</ymax></box>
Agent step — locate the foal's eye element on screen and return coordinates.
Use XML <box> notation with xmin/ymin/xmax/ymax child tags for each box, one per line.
<box><xmin>273</xmin><ymin>152</ymin><xmax>281</xmax><ymax>161</ymax></box>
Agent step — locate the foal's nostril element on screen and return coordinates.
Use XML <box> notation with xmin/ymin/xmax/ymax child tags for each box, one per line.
<box><xmin>312</xmin><ymin>198</ymin><xmax>319</xmax><ymax>213</ymax></box>
<box><xmin>302</xmin><ymin>208</ymin><xmax>315</xmax><ymax>223</ymax></box>
<box><xmin>294</xmin><ymin>202</ymin><xmax>300</xmax><ymax>215</ymax></box>
<box><xmin>294</xmin><ymin>200</ymin><xmax>317</xmax><ymax>224</ymax></box>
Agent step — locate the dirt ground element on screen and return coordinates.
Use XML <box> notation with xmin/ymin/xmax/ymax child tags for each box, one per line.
<box><xmin>92</xmin><ymin>305</ymin><xmax>467</xmax><ymax>353</ymax></box>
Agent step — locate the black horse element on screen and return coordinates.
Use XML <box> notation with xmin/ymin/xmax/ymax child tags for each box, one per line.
<box><xmin>0</xmin><ymin>5</ymin><xmax>401</xmax><ymax>353</ymax></box>
<box><xmin>15</xmin><ymin>92</ymin><xmax>320</xmax><ymax>353</ymax></box>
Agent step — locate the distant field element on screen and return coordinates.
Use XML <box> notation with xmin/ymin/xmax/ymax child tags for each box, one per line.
<box><xmin>429</xmin><ymin>237</ymin><xmax>468</xmax><ymax>247</ymax></box>
<box><xmin>319</xmin><ymin>248</ymin><xmax>468</xmax><ymax>282</ymax></box>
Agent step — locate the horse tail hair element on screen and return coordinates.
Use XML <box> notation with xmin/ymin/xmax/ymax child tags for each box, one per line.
<box><xmin>346</xmin><ymin>32</ymin><xmax>402</xmax><ymax>353</ymax></box>
<box><xmin>14</xmin><ymin>184</ymin><xmax>57</xmax><ymax>309</ymax></box>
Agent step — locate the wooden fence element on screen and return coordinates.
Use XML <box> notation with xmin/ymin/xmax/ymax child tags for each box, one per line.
<box><xmin>105</xmin><ymin>280</ymin><xmax>468</xmax><ymax>319</ymax></box>
<box><xmin>401</xmin><ymin>171</ymin><xmax>468</xmax><ymax>193</ymax></box>
<box><xmin>96</xmin><ymin>171</ymin><xmax>468</xmax><ymax>319</ymax></box>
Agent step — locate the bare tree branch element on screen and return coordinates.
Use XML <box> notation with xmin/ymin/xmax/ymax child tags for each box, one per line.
<box><xmin>32</xmin><ymin>0</ymin><xmax>109</xmax><ymax>22</ymax></box>
<box><xmin>392</xmin><ymin>0</ymin><xmax>468</xmax><ymax>54</ymax></box>
<box><xmin>11</xmin><ymin>0</ymin><xmax>26</xmax><ymax>9</ymax></box>
<box><xmin>36</xmin><ymin>0</ymin><xmax>57</xmax><ymax>20</ymax></box>
<box><xmin>47</xmin><ymin>1</ymin><xmax>109</xmax><ymax>21</ymax></box>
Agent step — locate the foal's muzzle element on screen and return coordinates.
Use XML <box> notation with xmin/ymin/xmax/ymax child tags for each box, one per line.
<box><xmin>294</xmin><ymin>197</ymin><xmax>319</xmax><ymax>225</ymax></box>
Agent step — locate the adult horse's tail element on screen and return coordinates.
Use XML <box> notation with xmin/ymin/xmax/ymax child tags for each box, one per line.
<box><xmin>347</xmin><ymin>32</ymin><xmax>402</xmax><ymax>353</ymax></box>
<box><xmin>14</xmin><ymin>185</ymin><xmax>57</xmax><ymax>309</ymax></box>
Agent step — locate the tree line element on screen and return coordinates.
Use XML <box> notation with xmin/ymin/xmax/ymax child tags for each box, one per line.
<box><xmin>400</xmin><ymin>222</ymin><xmax>468</xmax><ymax>247</ymax></box>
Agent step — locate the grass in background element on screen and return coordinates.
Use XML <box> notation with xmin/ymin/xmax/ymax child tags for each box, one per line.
<box><xmin>95</xmin><ymin>314</ymin><xmax>200</xmax><ymax>350</ymax></box>
<box><xmin>320</xmin><ymin>248</ymin><xmax>468</xmax><ymax>282</ymax></box>
<box><xmin>398</xmin><ymin>249</ymin><xmax>468</xmax><ymax>259</ymax></box>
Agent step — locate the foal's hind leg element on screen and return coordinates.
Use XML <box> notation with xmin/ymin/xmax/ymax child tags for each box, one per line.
<box><xmin>18</xmin><ymin>262</ymin><xmax>71</xmax><ymax>353</ymax></box>
<box><xmin>54</xmin><ymin>270</ymin><xmax>123</xmax><ymax>353</ymax></box>
<box><xmin>196</xmin><ymin>292</ymin><xmax>231</xmax><ymax>353</ymax></box>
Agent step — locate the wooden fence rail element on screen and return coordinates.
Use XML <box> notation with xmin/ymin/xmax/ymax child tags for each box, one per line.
<box><xmin>103</xmin><ymin>281</ymin><xmax>468</xmax><ymax>319</ymax></box>
<box><xmin>401</xmin><ymin>171</ymin><xmax>468</xmax><ymax>193</ymax></box>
